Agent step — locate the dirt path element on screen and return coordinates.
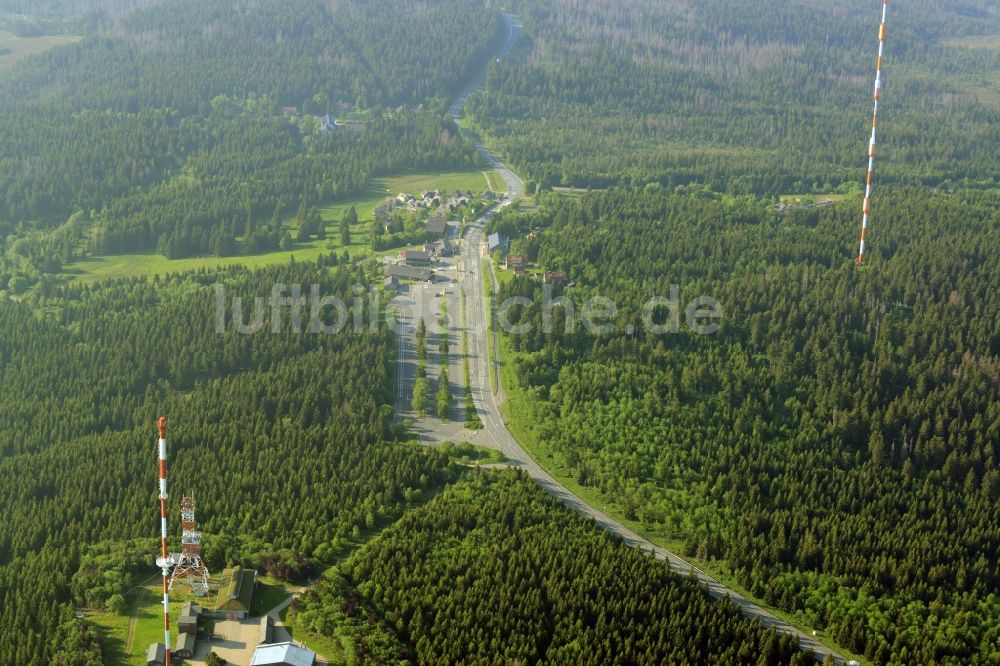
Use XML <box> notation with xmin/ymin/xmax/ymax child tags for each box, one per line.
<box><xmin>124</xmin><ymin>612</ymin><xmax>138</xmax><ymax>655</ymax></box>
<box><xmin>123</xmin><ymin>574</ymin><xmax>158</xmax><ymax>655</ymax></box>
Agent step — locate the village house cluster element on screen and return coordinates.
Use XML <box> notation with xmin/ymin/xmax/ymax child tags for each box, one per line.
<box><xmin>381</xmin><ymin>188</ymin><xmax>500</xmax><ymax>288</ymax></box>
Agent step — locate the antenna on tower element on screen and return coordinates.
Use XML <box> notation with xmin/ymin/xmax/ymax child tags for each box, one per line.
<box><xmin>169</xmin><ymin>496</ymin><xmax>211</xmax><ymax>596</ymax></box>
<box><xmin>856</xmin><ymin>0</ymin><xmax>889</xmax><ymax>266</ymax></box>
<box><xmin>153</xmin><ymin>417</ymin><xmax>174</xmax><ymax>666</ymax></box>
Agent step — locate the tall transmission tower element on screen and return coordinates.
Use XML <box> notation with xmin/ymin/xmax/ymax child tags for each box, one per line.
<box><xmin>169</xmin><ymin>496</ymin><xmax>211</xmax><ymax>596</ymax></box>
<box><xmin>856</xmin><ymin>0</ymin><xmax>889</xmax><ymax>266</ymax></box>
<box><xmin>153</xmin><ymin>418</ymin><xmax>173</xmax><ymax>666</ymax></box>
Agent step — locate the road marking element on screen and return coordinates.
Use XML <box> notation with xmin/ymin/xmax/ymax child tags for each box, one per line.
<box><xmin>409</xmin><ymin>16</ymin><xmax>838</xmax><ymax>660</ymax></box>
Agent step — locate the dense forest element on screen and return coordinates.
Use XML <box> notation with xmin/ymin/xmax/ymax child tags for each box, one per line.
<box><xmin>1</xmin><ymin>0</ymin><xmax>500</xmax><ymax>112</ymax></box>
<box><xmin>0</xmin><ymin>262</ymin><xmax>459</xmax><ymax>664</ymax></box>
<box><xmin>470</xmin><ymin>0</ymin><xmax>1000</xmax><ymax>194</ymax></box>
<box><xmin>3</xmin><ymin>0</ymin><xmax>1000</xmax><ymax>664</ymax></box>
<box><xmin>0</xmin><ymin>1</ymin><xmax>166</xmax><ymax>34</ymax></box>
<box><xmin>0</xmin><ymin>256</ymin><xmax>837</xmax><ymax>665</ymax></box>
<box><xmin>491</xmin><ymin>186</ymin><xmax>1000</xmax><ymax>664</ymax></box>
<box><xmin>0</xmin><ymin>0</ymin><xmax>501</xmax><ymax>278</ymax></box>
<box><xmin>295</xmin><ymin>472</ymin><xmax>812</xmax><ymax>665</ymax></box>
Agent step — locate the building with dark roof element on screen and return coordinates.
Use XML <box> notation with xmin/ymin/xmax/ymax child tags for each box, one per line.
<box><xmin>146</xmin><ymin>643</ymin><xmax>166</xmax><ymax>666</ymax></box>
<box><xmin>431</xmin><ymin>239</ymin><xmax>453</xmax><ymax>257</ymax></box>
<box><xmin>405</xmin><ymin>249</ymin><xmax>432</xmax><ymax>266</ymax></box>
<box><xmin>174</xmin><ymin>631</ymin><xmax>196</xmax><ymax>659</ymax></box>
<box><xmin>425</xmin><ymin>214</ymin><xmax>448</xmax><ymax>238</ymax></box>
<box><xmin>387</xmin><ymin>264</ymin><xmax>432</xmax><ymax>282</ymax></box>
<box><xmin>178</xmin><ymin>601</ymin><xmax>201</xmax><ymax>635</ymax></box>
<box><xmin>259</xmin><ymin>615</ymin><xmax>274</xmax><ymax>645</ymax></box>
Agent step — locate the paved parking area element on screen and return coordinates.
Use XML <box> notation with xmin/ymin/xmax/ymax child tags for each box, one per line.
<box><xmin>184</xmin><ymin>597</ymin><xmax>316</xmax><ymax>666</ymax></box>
<box><xmin>186</xmin><ymin>617</ymin><xmax>259</xmax><ymax>665</ymax></box>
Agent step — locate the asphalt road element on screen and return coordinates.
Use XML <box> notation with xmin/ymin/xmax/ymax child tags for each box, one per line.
<box><xmin>449</xmin><ymin>13</ymin><xmax>525</xmax><ymax>200</ymax></box>
<box><xmin>394</xmin><ymin>12</ymin><xmax>848</xmax><ymax>665</ymax></box>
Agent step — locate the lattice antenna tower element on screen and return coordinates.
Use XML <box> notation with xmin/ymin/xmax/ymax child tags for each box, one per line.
<box><xmin>169</xmin><ymin>495</ymin><xmax>211</xmax><ymax>596</ymax></box>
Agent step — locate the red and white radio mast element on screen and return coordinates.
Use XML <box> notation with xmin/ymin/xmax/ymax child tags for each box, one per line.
<box><xmin>856</xmin><ymin>0</ymin><xmax>889</xmax><ymax>265</ymax></box>
<box><xmin>154</xmin><ymin>417</ymin><xmax>173</xmax><ymax>666</ymax></box>
<box><xmin>169</xmin><ymin>496</ymin><xmax>211</xmax><ymax>595</ymax></box>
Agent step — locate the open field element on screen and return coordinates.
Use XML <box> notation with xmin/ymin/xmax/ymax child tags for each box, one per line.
<box><xmin>382</xmin><ymin>169</ymin><xmax>491</xmax><ymax>195</ymax></box>
<box><xmin>88</xmin><ymin>581</ymin><xmax>209</xmax><ymax>666</ymax></box>
<box><xmin>943</xmin><ymin>45</ymin><xmax>1000</xmax><ymax>106</ymax></box>
<box><xmin>967</xmin><ymin>85</ymin><xmax>1000</xmax><ymax>106</ymax></box>
<box><xmin>959</xmin><ymin>75</ymin><xmax>1000</xmax><ymax>107</ymax></box>
<box><xmin>483</xmin><ymin>170</ymin><xmax>505</xmax><ymax>193</ymax></box>
<box><xmin>943</xmin><ymin>34</ymin><xmax>1000</xmax><ymax>50</ymax></box>
<box><xmin>0</xmin><ymin>31</ymin><xmax>78</xmax><ymax>72</ymax></box>
<box><xmin>128</xmin><ymin>585</ymin><xmax>181</xmax><ymax>664</ymax></box>
<box><xmin>778</xmin><ymin>193</ymin><xmax>850</xmax><ymax>205</ymax></box>
<box><xmin>87</xmin><ymin>609</ymin><xmax>131</xmax><ymax>665</ymax></box>
<box><xmin>64</xmin><ymin>247</ymin><xmax>342</xmax><ymax>284</ymax></box>
<box><xmin>62</xmin><ymin>186</ymin><xmax>386</xmax><ymax>283</ymax></box>
<box><xmin>63</xmin><ymin>170</ymin><xmax>495</xmax><ymax>283</ymax></box>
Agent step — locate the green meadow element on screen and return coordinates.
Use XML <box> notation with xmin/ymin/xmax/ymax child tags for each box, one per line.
<box><xmin>0</xmin><ymin>31</ymin><xmax>79</xmax><ymax>72</ymax></box>
<box><xmin>64</xmin><ymin>170</ymin><xmax>496</xmax><ymax>283</ymax></box>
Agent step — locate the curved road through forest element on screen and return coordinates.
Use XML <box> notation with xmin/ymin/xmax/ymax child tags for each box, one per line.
<box><xmin>404</xmin><ymin>12</ymin><xmax>846</xmax><ymax>664</ymax></box>
<box><xmin>449</xmin><ymin>13</ymin><xmax>525</xmax><ymax>199</ymax></box>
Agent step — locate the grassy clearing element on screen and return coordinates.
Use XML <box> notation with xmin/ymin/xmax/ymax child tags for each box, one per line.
<box><xmin>127</xmin><ymin>585</ymin><xmax>175</xmax><ymax>664</ymax></box>
<box><xmin>64</xmin><ymin>250</ymin><xmax>325</xmax><ymax>283</ymax></box>
<box><xmin>778</xmin><ymin>193</ymin><xmax>849</xmax><ymax>205</ymax></box>
<box><xmin>249</xmin><ymin>579</ymin><xmax>291</xmax><ymax>616</ymax></box>
<box><xmin>942</xmin><ymin>34</ymin><xmax>1000</xmax><ymax>50</ymax></box>
<box><xmin>86</xmin><ymin>609</ymin><xmax>131</xmax><ymax>665</ymax></box>
<box><xmin>493</xmin><ymin>265</ymin><xmax>515</xmax><ymax>287</ymax></box>
<box><xmin>91</xmin><ymin>581</ymin><xmax>204</xmax><ymax>666</ymax></box>
<box><xmin>962</xmin><ymin>83</ymin><xmax>1000</xmax><ymax>107</ymax></box>
<box><xmin>551</xmin><ymin>188</ymin><xmax>588</xmax><ymax>200</ymax></box>
<box><xmin>63</xmin><ymin>185</ymin><xmax>386</xmax><ymax>284</ymax></box>
<box><xmin>483</xmin><ymin>170</ymin><xmax>505</xmax><ymax>193</ymax></box>
<box><xmin>0</xmin><ymin>31</ymin><xmax>79</xmax><ymax>72</ymax></box>
<box><xmin>63</xmin><ymin>170</ymin><xmax>495</xmax><ymax>283</ymax></box>
<box><xmin>382</xmin><ymin>170</ymin><xmax>491</xmax><ymax>196</ymax></box>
